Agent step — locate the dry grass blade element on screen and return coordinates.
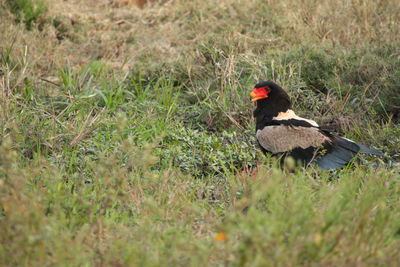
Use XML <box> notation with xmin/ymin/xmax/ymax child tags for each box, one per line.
<box><xmin>70</xmin><ymin>108</ymin><xmax>105</xmax><ymax>147</ymax></box>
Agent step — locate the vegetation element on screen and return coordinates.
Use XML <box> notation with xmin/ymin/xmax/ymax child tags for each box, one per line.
<box><xmin>5</xmin><ymin>0</ymin><xmax>48</xmax><ymax>29</ymax></box>
<box><xmin>0</xmin><ymin>0</ymin><xmax>399</xmax><ymax>265</ymax></box>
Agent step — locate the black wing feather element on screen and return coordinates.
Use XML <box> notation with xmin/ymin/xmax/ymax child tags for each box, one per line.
<box><xmin>316</xmin><ymin>136</ymin><xmax>360</xmax><ymax>170</ymax></box>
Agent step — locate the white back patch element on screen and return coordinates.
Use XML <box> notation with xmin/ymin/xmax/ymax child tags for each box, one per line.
<box><xmin>272</xmin><ymin>109</ymin><xmax>319</xmax><ymax>127</ymax></box>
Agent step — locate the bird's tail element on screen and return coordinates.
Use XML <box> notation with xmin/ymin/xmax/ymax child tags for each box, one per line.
<box><xmin>357</xmin><ymin>144</ymin><xmax>384</xmax><ymax>157</ymax></box>
<box><xmin>339</xmin><ymin>137</ymin><xmax>384</xmax><ymax>157</ymax></box>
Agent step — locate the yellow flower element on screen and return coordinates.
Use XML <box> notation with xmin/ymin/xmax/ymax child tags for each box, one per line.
<box><xmin>215</xmin><ymin>232</ymin><xmax>228</xmax><ymax>242</ymax></box>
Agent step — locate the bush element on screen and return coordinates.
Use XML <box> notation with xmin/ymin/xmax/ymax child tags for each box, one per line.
<box><xmin>157</xmin><ymin>127</ymin><xmax>257</xmax><ymax>177</ymax></box>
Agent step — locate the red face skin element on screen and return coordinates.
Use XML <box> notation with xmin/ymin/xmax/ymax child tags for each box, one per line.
<box><xmin>250</xmin><ymin>86</ymin><xmax>271</xmax><ymax>102</ymax></box>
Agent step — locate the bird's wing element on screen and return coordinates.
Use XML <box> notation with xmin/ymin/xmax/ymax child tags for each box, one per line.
<box><xmin>256</xmin><ymin>125</ymin><xmax>330</xmax><ymax>154</ymax></box>
<box><xmin>315</xmin><ymin>135</ymin><xmax>360</xmax><ymax>169</ymax></box>
<box><xmin>256</xmin><ymin>124</ymin><xmax>372</xmax><ymax>169</ymax></box>
<box><xmin>315</xmin><ymin>136</ymin><xmax>383</xmax><ymax>169</ymax></box>
<box><xmin>340</xmin><ymin>138</ymin><xmax>383</xmax><ymax>156</ymax></box>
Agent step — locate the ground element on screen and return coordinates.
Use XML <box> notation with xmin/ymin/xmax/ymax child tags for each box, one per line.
<box><xmin>1</xmin><ymin>0</ymin><xmax>400</xmax><ymax>265</ymax></box>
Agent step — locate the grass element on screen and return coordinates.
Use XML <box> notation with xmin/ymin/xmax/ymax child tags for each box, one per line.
<box><xmin>6</xmin><ymin>0</ymin><xmax>48</xmax><ymax>30</ymax></box>
<box><xmin>0</xmin><ymin>0</ymin><xmax>400</xmax><ymax>265</ymax></box>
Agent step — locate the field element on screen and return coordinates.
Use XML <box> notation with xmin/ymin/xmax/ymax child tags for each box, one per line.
<box><xmin>1</xmin><ymin>0</ymin><xmax>400</xmax><ymax>265</ymax></box>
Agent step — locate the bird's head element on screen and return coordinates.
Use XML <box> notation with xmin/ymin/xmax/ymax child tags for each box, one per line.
<box><xmin>251</xmin><ymin>81</ymin><xmax>292</xmax><ymax>118</ymax></box>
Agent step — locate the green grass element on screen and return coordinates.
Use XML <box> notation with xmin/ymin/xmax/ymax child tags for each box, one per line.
<box><xmin>1</xmin><ymin>0</ymin><xmax>400</xmax><ymax>265</ymax></box>
<box><xmin>6</xmin><ymin>0</ymin><xmax>47</xmax><ymax>30</ymax></box>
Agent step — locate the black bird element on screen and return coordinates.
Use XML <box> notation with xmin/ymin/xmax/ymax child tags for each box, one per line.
<box><xmin>250</xmin><ymin>81</ymin><xmax>382</xmax><ymax>170</ymax></box>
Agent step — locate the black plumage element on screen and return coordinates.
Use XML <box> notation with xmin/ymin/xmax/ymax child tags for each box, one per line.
<box><xmin>251</xmin><ymin>81</ymin><xmax>382</xmax><ymax>170</ymax></box>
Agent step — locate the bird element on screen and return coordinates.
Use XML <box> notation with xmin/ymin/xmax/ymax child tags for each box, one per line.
<box><xmin>250</xmin><ymin>81</ymin><xmax>383</xmax><ymax>170</ymax></box>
